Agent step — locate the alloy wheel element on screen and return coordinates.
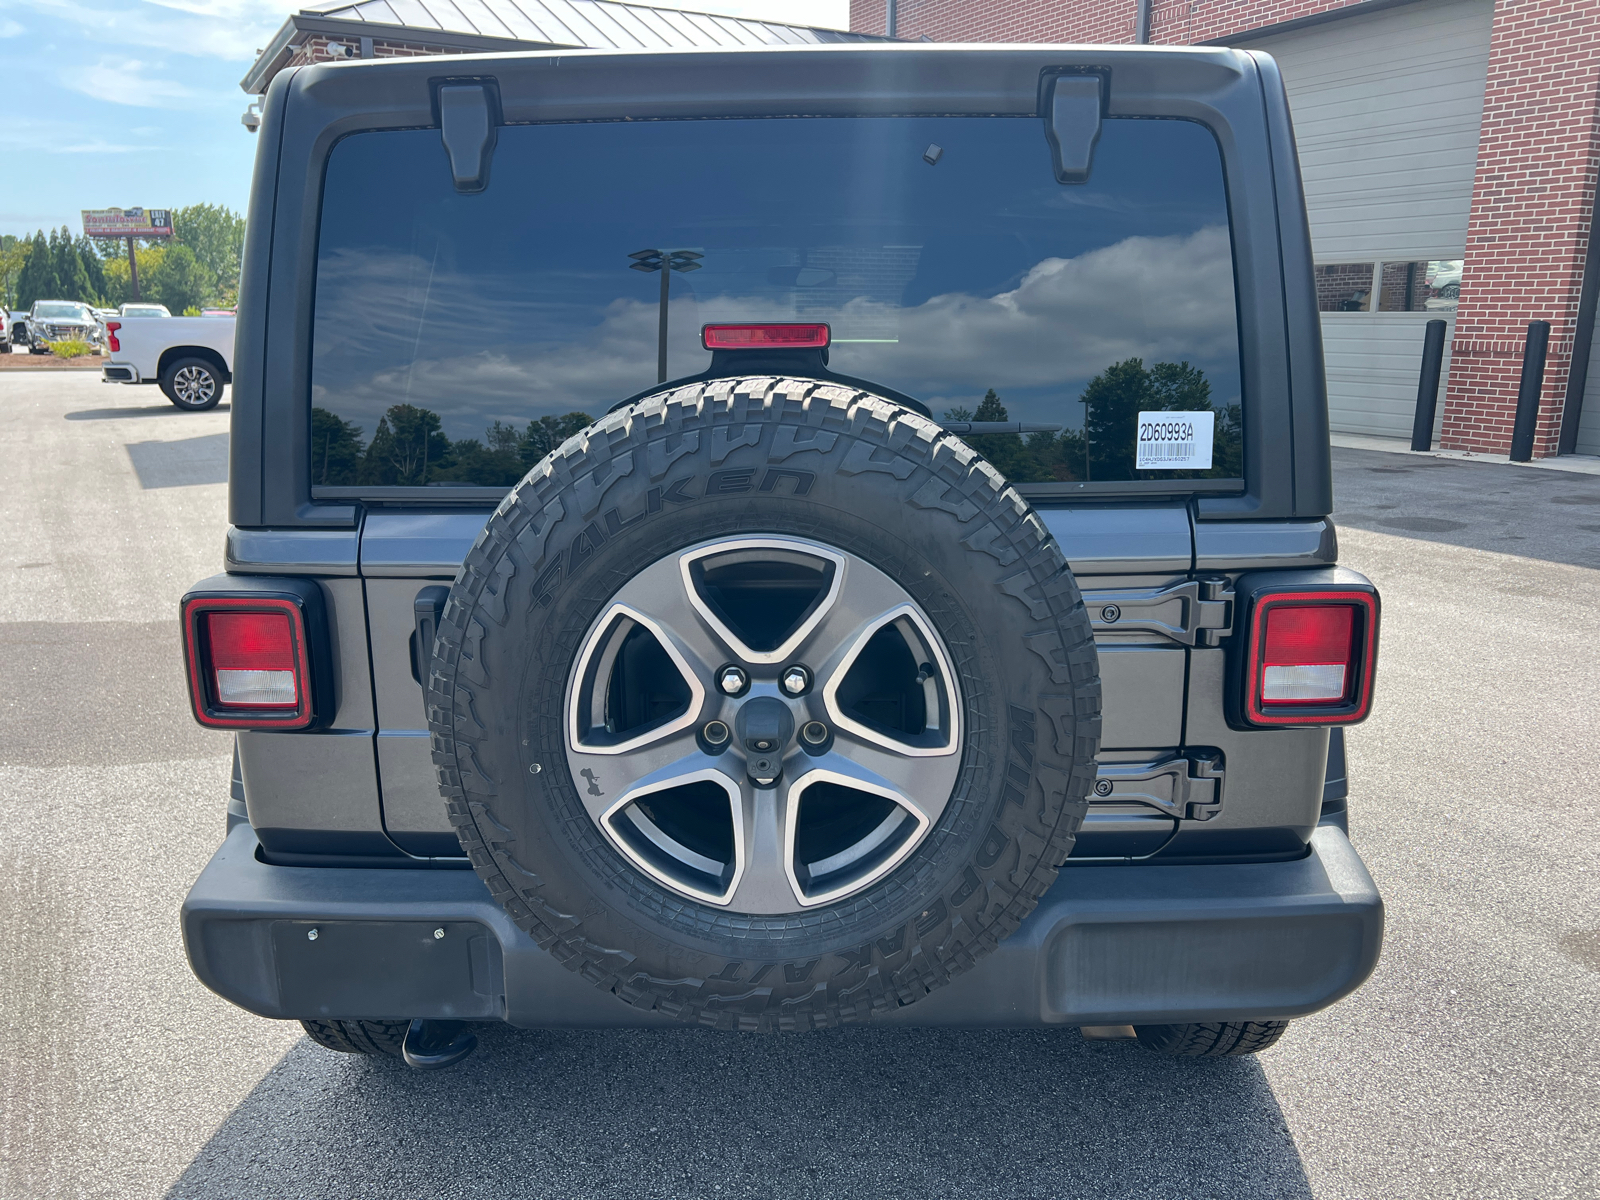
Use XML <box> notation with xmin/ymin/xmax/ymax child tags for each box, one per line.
<box><xmin>564</xmin><ymin>535</ymin><xmax>961</xmax><ymax>913</ymax></box>
<box><xmin>172</xmin><ymin>365</ymin><xmax>216</xmax><ymax>407</ymax></box>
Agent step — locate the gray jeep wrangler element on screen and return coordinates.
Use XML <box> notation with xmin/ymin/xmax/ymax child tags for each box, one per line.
<box><xmin>180</xmin><ymin>43</ymin><xmax>1382</xmax><ymax>1069</ymax></box>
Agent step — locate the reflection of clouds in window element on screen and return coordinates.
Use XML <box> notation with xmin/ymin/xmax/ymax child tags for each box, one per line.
<box><xmin>314</xmin><ymin>225</ymin><xmax>1234</xmax><ymax>436</ymax></box>
<box><xmin>828</xmin><ymin>225</ymin><xmax>1234</xmax><ymax>391</ymax></box>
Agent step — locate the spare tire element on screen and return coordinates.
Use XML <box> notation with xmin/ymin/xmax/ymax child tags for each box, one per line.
<box><xmin>427</xmin><ymin>377</ymin><xmax>1100</xmax><ymax>1029</ymax></box>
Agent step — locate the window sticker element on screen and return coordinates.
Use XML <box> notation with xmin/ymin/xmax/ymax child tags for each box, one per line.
<box><xmin>1136</xmin><ymin>411</ymin><xmax>1214</xmax><ymax>471</ymax></box>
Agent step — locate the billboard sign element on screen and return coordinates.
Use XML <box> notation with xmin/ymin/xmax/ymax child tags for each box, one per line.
<box><xmin>82</xmin><ymin>208</ymin><xmax>174</xmax><ymax>238</ymax></box>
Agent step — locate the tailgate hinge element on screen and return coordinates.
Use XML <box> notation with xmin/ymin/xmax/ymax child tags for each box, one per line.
<box><xmin>1087</xmin><ymin>576</ymin><xmax>1234</xmax><ymax>646</ymax></box>
<box><xmin>1092</xmin><ymin>753</ymin><xmax>1224</xmax><ymax>822</ymax></box>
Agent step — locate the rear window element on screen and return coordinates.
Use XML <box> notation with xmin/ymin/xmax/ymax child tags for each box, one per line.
<box><xmin>310</xmin><ymin>115</ymin><xmax>1241</xmax><ymax>493</ymax></box>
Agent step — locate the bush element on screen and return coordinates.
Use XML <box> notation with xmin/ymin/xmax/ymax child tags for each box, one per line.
<box><xmin>50</xmin><ymin>339</ymin><xmax>94</xmax><ymax>360</ymax></box>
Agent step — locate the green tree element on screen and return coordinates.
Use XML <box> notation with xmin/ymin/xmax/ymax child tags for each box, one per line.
<box><xmin>76</xmin><ymin>237</ymin><xmax>107</xmax><ymax>303</ymax></box>
<box><xmin>100</xmin><ymin>244</ymin><xmax>167</xmax><ymax>307</ymax></box>
<box><xmin>51</xmin><ymin>227</ymin><xmax>97</xmax><ymax>305</ymax></box>
<box><xmin>359</xmin><ymin>404</ymin><xmax>450</xmax><ymax>486</ymax></box>
<box><xmin>146</xmin><ymin>243</ymin><xmax>208</xmax><ymax>313</ymax></box>
<box><xmin>310</xmin><ymin>408</ymin><xmax>365</xmax><ymax>486</ymax></box>
<box><xmin>172</xmin><ymin>204</ymin><xmax>245</xmax><ymax>307</ymax></box>
<box><xmin>0</xmin><ymin>235</ymin><xmax>29</xmax><ymax>310</ymax></box>
<box><xmin>16</xmin><ymin>231</ymin><xmax>57</xmax><ymax>308</ymax></box>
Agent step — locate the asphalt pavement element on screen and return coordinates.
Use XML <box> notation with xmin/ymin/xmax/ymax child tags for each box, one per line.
<box><xmin>1</xmin><ymin>374</ymin><xmax>1596</xmax><ymax>1199</ymax></box>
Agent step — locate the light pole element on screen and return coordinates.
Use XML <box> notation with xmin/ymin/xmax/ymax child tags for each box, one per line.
<box><xmin>629</xmin><ymin>249</ymin><xmax>703</xmax><ymax>382</ymax></box>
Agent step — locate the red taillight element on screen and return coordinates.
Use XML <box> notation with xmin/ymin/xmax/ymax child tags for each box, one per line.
<box><xmin>1262</xmin><ymin>606</ymin><xmax>1353</xmax><ymax>703</ymax></box>
<box><xmin>702</xmin><ymin>323</ymin><xmax>830</xmax><ymax>350</ymax></box>
<box><xmin>206</xmin><ymin>612</ymin><xmax>298</xmax><ymax>708</ymax></box>
<box><xmin>105</xmin><ymin>321</ymin><xmax>120</xmax><ymax>352</ymax></box>
<box><xmin>182</xmin><ymin>596</ymin><xmax>314</xmax><ymax>728</ymax></box>
<box><xmin>1243</xmin><ymin>590</ymin><xmax>1378</xmax><ymax>726</ymax></box>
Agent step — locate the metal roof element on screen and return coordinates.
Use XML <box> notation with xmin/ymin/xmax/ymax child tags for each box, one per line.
<box><xmin>242</xmin><ymin>0</ymin><xmax>885</xmax><ymax>95</ymax></box>
<box><xmin>297</xmin><ymin>0</ymin><xmax>882</xmax><ymax>50</ymax></box>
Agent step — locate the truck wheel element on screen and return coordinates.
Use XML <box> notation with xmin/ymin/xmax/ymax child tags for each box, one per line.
<box><xmin>0</xmin><ymin>341</ymin><xmax>10</xmax><ymax>354</ymax></box>
<box><xmin>1134</xmin><ymin>1021</ymin><xmax>1290</xmax><ymax>1056</ymax></box>
<box><xmin>428</xmin><ymin>377</ymin><xmax>1101</xmax><ymax>1031</ymax></box>
<box><xmin>160</xmin><ymin>357</ymin><xmax>223</xmax><ymax>410</ymax></box>
<box><xmin>299</xmin><ymin>1019</ymin><xmax>406</xmax><ymax>1056</ymax></box>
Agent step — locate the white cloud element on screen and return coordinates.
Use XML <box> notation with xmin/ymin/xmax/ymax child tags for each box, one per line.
<box><xmin>62</xmin><ymin>58</ymin><xmax>194</xmax><ymax>107</ymax></box>
<box><xmin>0</xmin><ymin>116</ymin><xmax>164</xmax><ymax>154</ymax></box>
<box><xmin>14</xmin><ymin>0</ymin><xmax>295</xmax><ymax>62</ymax></box>
<box><xmin>0</xmin><ymin>16</ymin><xmax>25</xmax><ymax>35</ymax></box>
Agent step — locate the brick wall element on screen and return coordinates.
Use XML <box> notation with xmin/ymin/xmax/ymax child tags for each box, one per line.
<box><xmin>283</xmin><ymin>35</ymin><xmax>459</xmax><ymax>70</ymax></box>
<box><xmin>1436</xmin><ymin>0</ymin><xmax>1600</xmax><ymax>456</ymax></box>
<box><xmin>847</xmin><ymin>0</ymin><xmax>1370</xmax><ymax>44</ymax></box>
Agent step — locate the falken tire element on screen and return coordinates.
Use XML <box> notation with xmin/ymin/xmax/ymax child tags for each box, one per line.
<box><xmin>427</xmin><ymin>377</ymin><xmax>1101</xmax><ymax>1030</ymax></box>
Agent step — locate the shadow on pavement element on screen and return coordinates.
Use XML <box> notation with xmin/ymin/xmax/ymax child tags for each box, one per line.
<box><xmin>126</xmin><ymin>433</ymin><xmax>230</xmax><ymax>489</ymax></box>
<box><xmin>165</xmin><ymin>1025</ymin><xmax>1311</xmax><ymax>1200</ymax></box>
<box><xmin>64</xmin><ymin>402</ymin><xmax>230</xmax><ymax>420</ymax></box>
<box><xmin>1332</xmin><ymin>446</ymin><xmax>1600</xmax><ymax>569</ymax></box>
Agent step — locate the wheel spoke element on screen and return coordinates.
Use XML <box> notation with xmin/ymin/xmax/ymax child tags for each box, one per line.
<box><xmin>817</xmin><ymin>732</ymin><xmax>953</xmax><ymax>829</ymax></box>
<box><xmin>609</xmin><ymin>552</ymin><xmax>739</xmax><ymax>683</ymax></box>
<box><xmin>724</xmin><ymin>780</ymin><xmax>804</xmax><ymax>913</ymax></box>
<box><xmin>793</xmin><ymin>557</ymin><xmax>910</xmax><ymax>683</ymax></box>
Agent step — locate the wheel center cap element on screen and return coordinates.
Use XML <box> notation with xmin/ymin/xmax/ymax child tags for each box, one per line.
<box><xmin>733</xmin><ymin>696</ymin><xmax>795</xmax><ymax>779</ymax></box>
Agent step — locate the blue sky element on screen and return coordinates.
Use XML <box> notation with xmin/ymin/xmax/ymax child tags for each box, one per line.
<box><xmin>0</xmin><ymin>0</ymin><xmax>848</xmax><ymax>240</ymax></box>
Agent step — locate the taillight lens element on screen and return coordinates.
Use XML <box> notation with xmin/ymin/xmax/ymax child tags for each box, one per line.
<box><xmin>182</xmin><ymin>596</ymin><xmax>314</xmax><ymax>728</ymax></box>
<box><xmin>702</xmin><ymin>323</ymin><xmax>830</xmax><ymax>349</ymax></box>
<box><xmin>105</xmin><ymin>321</ymin><xmax>120</xmax><ymax>352</ymax></box>
<box><xmin>1244</xmin><ymin>591</ymin><xmax>1378</xmax><ymax>726</ymax></box>
<box><xmin>1262</xmin><ymin>605</ymin><xmax>1353</xmax><ymax>703</ymax></box>
<box><xmin>207</xmin><ymin>612</ymin><xmax>298</xmax><ymax>707</ymax></box>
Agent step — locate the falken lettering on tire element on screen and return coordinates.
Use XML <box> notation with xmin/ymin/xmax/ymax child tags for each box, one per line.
<box><xmin>427</xmin><ymin>376</ymin><xmax>1101</xmax><ymax>1031</ymax></box>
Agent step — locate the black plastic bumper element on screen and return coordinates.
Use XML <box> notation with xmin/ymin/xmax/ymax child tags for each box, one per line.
<box><xmin>182</xmin><ymin>824</ymin><xmax>1383</xmax><ymax>1028</ymax></box>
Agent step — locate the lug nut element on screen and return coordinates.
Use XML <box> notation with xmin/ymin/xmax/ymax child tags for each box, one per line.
<box><xmin>703</xmin><ymin>720</ymin><xmax>730</xmax><ymax>746</ymax></box>
<box><xmin>801</xmin><ymin>721</ymin><xmax>829</xmax><ymax>746</ymax></box>
<box><xmin>781</xmin><ymin>666</ymin><xmax>811</xmax><ymax>695</ymax></box>
<box><xmin>718</xmin><ymin>666</ymin><xmax>748</xmax><ymax>695</ymax></box>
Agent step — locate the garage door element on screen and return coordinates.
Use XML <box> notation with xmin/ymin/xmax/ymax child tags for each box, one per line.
<box><xmin>1575</xmin><ymin>322</ymin><xmax>1600</xmax><ymax>457</ymax></box>
<box><xmin>1247</xmin><ymin>0</ymin><xmax>1493</xmax><ymax>439</ymax></box>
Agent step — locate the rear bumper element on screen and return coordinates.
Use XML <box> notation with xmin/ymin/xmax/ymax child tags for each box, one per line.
<box><xmin>182</xmin><ymin>824</ymin><xmax>1383</xmax><ymax>1029</ymax></box>
<box><xmin>102</xmin><ymin>362</ymin><xmax>140</xmax><ymax>383</ymax></box>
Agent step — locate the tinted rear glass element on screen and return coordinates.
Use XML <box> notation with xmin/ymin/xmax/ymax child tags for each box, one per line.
<box><xmin>311</xmin><ymin>115</ymin><xmax>1240</xmax><ymax>490</ymax></box>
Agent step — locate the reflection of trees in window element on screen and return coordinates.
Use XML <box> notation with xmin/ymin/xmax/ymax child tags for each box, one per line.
<box><xmin>311</xmin><ymin>407</ymin><xmax>364</xmax><ymax>486</ymax></box>
<box><xmin>944</xmin><ymin>360</ymin><xmax>1240</xmax><ymax>485</ymax></box>
<box><xmin>520</xmin><ymin>413</ymin><xmax>597</xmax><ymax>470</ymax></box>
<box><xmin>309</xmin><ymin>405</ymin><xmax>595</xmax><ymax>488</ymax></box>
<box><xmin>359</xmin><ymin>404</ymin><xmax>450</xmax><ymax>486</ymax></box>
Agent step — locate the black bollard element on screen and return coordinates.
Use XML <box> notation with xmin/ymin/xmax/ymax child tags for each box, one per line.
<box><xmin>1509</xmin><ymin>320</ymin><xmax>1551</xmax><ymax>462</ymax></box>
<box><xmin>1410</xmin><ymin>319</ymin><xmax>1448</xmax><ymax>451</ymax></box>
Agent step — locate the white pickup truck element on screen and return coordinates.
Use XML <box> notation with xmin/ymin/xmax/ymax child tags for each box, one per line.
<box><xmin>102</xmin><ymin>314</ymin><xmax>235</xmax><ymax>411</ymax></box>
